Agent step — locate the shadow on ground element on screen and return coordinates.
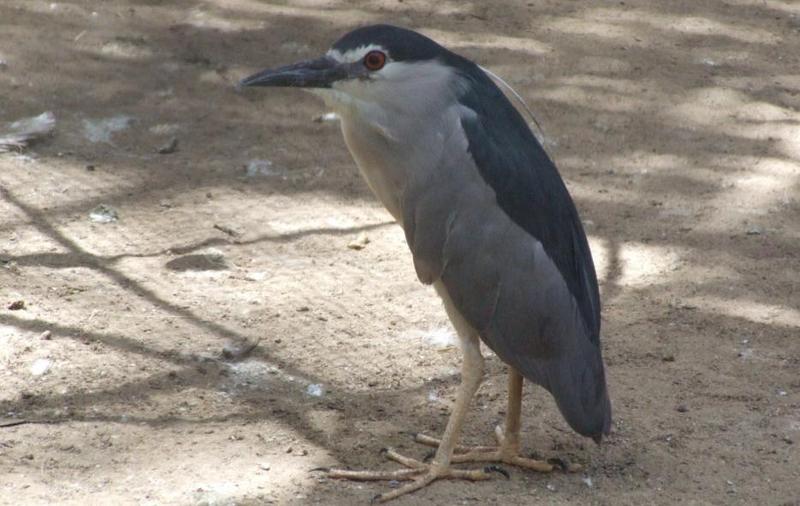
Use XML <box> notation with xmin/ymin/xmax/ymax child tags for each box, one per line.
<box><xmin>0</xmin><ymin>0</ymin><xmax>798</xmax><ymax>504</ymax></box>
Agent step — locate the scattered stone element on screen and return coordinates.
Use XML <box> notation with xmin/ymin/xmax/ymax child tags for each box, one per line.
<box><xmin>582</xmin><ymin>475</ymin><xmax>593</xmax><ymax>488</ymax></box>
<box><xmin>545</xmin><ymin>483</ymin><xmax>556</xmax><ymax>492</ymax></box>
<box><xmin>149</xmin><ymin>123</ymin><xmax>180</xmax><ymax>135</ymax></box>
<box><xmin>661</xmin><ymin>354</ymin><xmax>675</xmax><ymax>362</ymax></box>
<box><xmin>245</xmin><ymin>159</ymin><xmax>276</xmax><ymax>177</ymax></box>
<box><xmin>89</xmin><ymin>204</ymin><xmax>119</xmax><ymax>223</ymax></box>
<box><xmin>313</xmin><ymin>112</ymin><xmax>340</xmax><ymax>123</ymax></box>
<box><xmin>0</xmin><ymin>112</ymin><xmax>56</xmax><ymax>152</ymax></box>
<box><xmin>347</xmin><ymin>233</ymin><xmax>370</xmax><ymax>250</ymax></box>
<box><xmin>82</xmin><ymin>115</ymin><xmax>133</xmax><ymax>144</ymax></box>
<box><xmin>296</xmin><ymin>306</ymin><xmax>310</xmax><ymax>312</ymax></box>
<box><xmin>213</xmin><ymin>223</ymin><xmax>240</xmax><ymax>237</ymax></box>
<box><xmin>306</xmin><ymin>384</ymin><xmax>324</xmax><ymax>397</ymax></box>
<box><xmin>30</xmin><ymin>358</ymin><xmax>52</xmax><ymax>377</ymax></box>
<box><xmin>259</xmin><ymin>462</ymin><xmax>271</xmax><ymax>471</ymax></box>
<box><xmin>7</xmin><ymin>300</ymin><xmax>25</xmax><ymax>310</ymax></box>
<box><xmin>221</xmin><ymin>339</ymin><xmax>260</xmax><ymax>360</ymax></box>
<box><xmin>676</xmin><ymin>404</ymin><xmax>688</xmax><ymax>413</ymax></box>
<box><xmin>165</xmin><ymin>251</ymin><xmax>227</xmax><ymax>271</ymax></box>
<box><xmin>745</xmin><ymin>225</ymin><xmax>764</xmax><ymax>236</ymax></box>
<box><xmin>85</xmin><ymin>164</ymin><xmax>95</xmax><ymax>171</ymax></box>
<box><xmin>157</xmin><ymin>136</ymin><xmax>179</xmax><ymax>154</ymax></box>
<box><xmin>244</xmin><ymin>271</ymin><xmax>268</xmax><ymax>282</ymax></box>
<box><xmin>39</xmin><ymin>330</ymin><xmax>51</xmax><ymax>340</ymax></box>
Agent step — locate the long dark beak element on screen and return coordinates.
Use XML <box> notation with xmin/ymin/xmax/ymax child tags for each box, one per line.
<box><xmin>239</xmin><ymin>56</ymin><xmax>348</xmax><ymax>89</ymax></box>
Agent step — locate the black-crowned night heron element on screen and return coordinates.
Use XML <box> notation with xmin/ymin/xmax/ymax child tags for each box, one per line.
<box><xmin>240</xmin><ymin>24</ymin><xmax>611</xmax><ymax>502</ymax></box>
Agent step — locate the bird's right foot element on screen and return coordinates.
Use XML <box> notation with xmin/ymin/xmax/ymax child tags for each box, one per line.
<box><xmin>414</xmin><ymin>426</ymin><xmax>577</xmax><ymax>473</ymax></box>
<box><xmin>322</xmin><ymin>448</ymin><xmax>506</xmax><ymax>503</ymax></box>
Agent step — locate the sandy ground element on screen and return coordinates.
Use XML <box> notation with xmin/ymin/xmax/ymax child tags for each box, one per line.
<box><xmin>1</xmin><ymin>0</ymin><xmax>799</xmax><ymax>504</ymax></box>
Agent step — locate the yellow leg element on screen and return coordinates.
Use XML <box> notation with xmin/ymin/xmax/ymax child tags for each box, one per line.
<box><xmin>326</xmin><ymin>284</ymin><xmax>515</xmax><ymax>502</ymax></box>
<box><xmin>415</xmin><ymin>367</ymin><xmax>578</xmax><ymax>473</ymax></box>
<box><xmin>327</xmin><ymin>333</ymin><xmax>504</xmax><ymax>502</ymax></box>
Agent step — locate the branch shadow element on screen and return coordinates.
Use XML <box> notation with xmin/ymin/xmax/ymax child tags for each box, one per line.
<box><xmin>1</xmin><ymin>0</ymin><xmax>799</xmax><ymax>503</ymax></box>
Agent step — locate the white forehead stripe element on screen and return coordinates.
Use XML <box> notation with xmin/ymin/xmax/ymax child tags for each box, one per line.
<box><xmin>327</xmin><ymin>44</ymin><xmax>388</xmax><ymax>64</ymax></box>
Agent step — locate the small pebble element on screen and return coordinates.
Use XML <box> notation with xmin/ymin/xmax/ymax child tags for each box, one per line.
<box><xmin>676</xmin><ymin>404</ymin><xmax>688</xmax><ymax>413</ymax></box>
<box><xmin>89</xmin><ymin>204</ymin><xmax>119</xmax><ymax>223</ymax></box>
<box><xmin>347</xmin><ymin>233</ymin><xmax>370</xmax><ymax>250</ymax></box>
<box><xmin>313</xmin><ymin>112</ymin><xmax>339</xmax><ymax>123</ymax></box>
<box><xmin>7</xmin><ymin>300</ymin><xmax>25</xmax><ymax>310</ymax></box>
<box><xmin>306</xmin><ymin>384</ymin><xmax>324</xmax><ymax>397</ymax></box>
<box><xmin>157</xmin><ymin>137</ymin><xmax>179</xmax><ymax>154</ymax></box>
<box><xmin>30</xmin><ymin>358</ymin><xmax>52</xmax><ymax>376</ymax></box>
<box><xmin>39</xmin><ymin>330</ymin><xmax>51</xmax><ymax>340</ymax></box>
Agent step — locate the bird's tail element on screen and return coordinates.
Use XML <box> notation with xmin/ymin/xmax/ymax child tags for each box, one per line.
<box><xmin>545</xmin><ymin>345</ymin><xmax>612</xmax><ymax>442</ymax></box>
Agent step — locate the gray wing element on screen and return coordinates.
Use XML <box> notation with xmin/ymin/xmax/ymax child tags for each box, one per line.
<box><xmin>401</xmin><ymin>92</ymin><xmax>611</xmax><ymax>439</ymax></box>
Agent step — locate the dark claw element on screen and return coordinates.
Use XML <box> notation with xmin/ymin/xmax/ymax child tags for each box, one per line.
<box><xmin>484</xmin><ymin>465</ymin><xmax>510</xmax><ymax>479</ymax></box>
<box><xmin>309</xmin><ymin>466</ymin><xmax>330</xmax><ymax>473</ymax></box>
<box><xmin>547</xmin><ymin>457</ymin><xmax>568</xmax><ymax>471</ymax></box>
<box><xmin>422</xmin><ymin>450</ymin><xmax>435</xmax><ymax>463</ymax></box>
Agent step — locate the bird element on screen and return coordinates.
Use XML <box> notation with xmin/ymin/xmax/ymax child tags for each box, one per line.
<box><xmin>240</xmin><ymin>24</ymin><xmax>612</xmax><ymax>502</ymax></box>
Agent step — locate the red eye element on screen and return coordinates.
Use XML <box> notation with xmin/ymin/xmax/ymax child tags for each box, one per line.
<box><xmin>364</xmin><ymin>50</ymin><xmax>386</xmax><ymax>71</ymax></box>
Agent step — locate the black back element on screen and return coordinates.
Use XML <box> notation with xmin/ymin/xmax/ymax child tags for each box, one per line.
<box><xmin>461</xmin><ymin>62</ymin><xmax>600</xmax><ymax>344</ymax></box>
<box><xmin>454</xmin><ymin>59</ymin><xmax>602</xmax><ymax>344</ymax></box>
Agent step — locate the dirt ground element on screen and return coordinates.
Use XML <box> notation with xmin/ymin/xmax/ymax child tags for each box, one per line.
<box><xmin>1</xmin><ymin>0</ymin><xmax>799</xmax><ymax>504</ymax></box>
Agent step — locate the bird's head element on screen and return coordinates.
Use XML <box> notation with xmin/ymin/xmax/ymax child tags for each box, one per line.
<box><xmin>240</xmin><ymin>25</ymin><xmax>470</xmax><ymax>117</ymax></box>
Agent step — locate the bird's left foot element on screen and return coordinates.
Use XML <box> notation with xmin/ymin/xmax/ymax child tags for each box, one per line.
<box><xmin>415</xmin><ymin>426</ymin><xmax>580</xmax><ymax>473</ymax></box>
<box><xmin>323</xmin><ymin>448</ymin><xmax>507</xmax><ymax>503</ymax></box>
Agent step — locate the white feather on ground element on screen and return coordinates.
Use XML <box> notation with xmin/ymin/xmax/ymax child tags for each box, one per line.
<box><xmin>0</xmin><ymin>112</ymin><xmax>55</xmax><ymax>152</ymax></box>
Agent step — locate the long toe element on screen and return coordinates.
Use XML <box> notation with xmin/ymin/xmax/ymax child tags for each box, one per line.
<box><xmin>373</xmin><ymin>464</ymin><xmax>500</xmax><ymax>503</ymax></box>
<box><xmin>413</xmin><ymin>431</ymin><xmax>556</xmax><ymax>473</ymax></box>
<box><xmin>326</xmin><ymin>448</ymin><xmax>506</xmax><ymax>502</ymax></box>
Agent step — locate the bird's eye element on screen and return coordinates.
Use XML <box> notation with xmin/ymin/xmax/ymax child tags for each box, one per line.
<box><xmin>363</xmin><ymin>50</ymin><xmax>386</xmax><ymax>71</ymax></box>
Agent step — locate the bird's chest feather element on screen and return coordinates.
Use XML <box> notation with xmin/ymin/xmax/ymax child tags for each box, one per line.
<box><xmin>337</xmin><ymin>111</ymin><xmax>453</xmax><ymax>223</ymax></box>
